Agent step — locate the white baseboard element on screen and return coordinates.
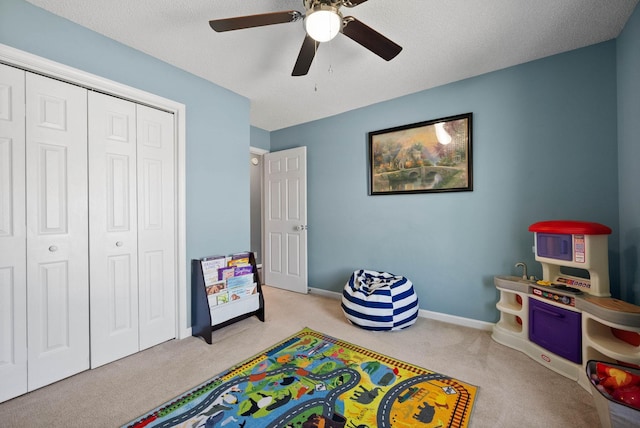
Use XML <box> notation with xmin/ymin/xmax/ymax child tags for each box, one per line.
<box><xmin>309</xmin><ymin>287</ymin><xmax>494</xmax><ymax>332</ymax></box>
<box><xmin>180</xmin><ymin>327</ymin><xmax>192</xmax><ymax>339</ymax></box>
<box><xmin>308</xmin><ymin>287</ymin><xmax>342</xmax><ymax>299</ymax></box>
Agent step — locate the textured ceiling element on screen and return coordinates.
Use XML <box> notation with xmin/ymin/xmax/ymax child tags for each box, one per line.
<box><xmin>25</xmin><ymin>0</ymin><xmax>639</xmax><ymax>131</ymax></box>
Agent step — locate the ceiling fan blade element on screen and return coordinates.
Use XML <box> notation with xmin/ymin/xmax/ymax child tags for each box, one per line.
<box><xmin>341</xmin><ymin>17</ymin><xmax>402</xmax><ymax>61</ymax></box>
<box><xmin>292</xmin><ymin>35</ymin><xmax>318</xmax><ymax>76</ymax></box>
<box><xmin>209</xmin><ymin>10</ymin><xmax>302</xmax><ymax>32</ymax></box>
<box><xmin>341</xmin><ymin>0</ymin><xmax>370</xmax><ymax>7</ymax></box>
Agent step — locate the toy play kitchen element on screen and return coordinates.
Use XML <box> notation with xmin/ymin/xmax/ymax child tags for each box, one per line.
<box><xmin>492</xmin><ymin>220</ymin><xmax>640</xmax><ymax>392</ymax></box>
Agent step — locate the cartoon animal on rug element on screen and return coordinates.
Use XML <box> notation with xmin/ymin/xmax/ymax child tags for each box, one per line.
<box><xmin>413</xmin><ymin>401</ymin><xmax>436</xmax><ymax>424</ymax></box>
<box><xmin>266</xmin><ymin>390</ymin><xmax>293</xmax><ymax>411</ymax></box>
<box><xmin>274</xmin><ymin>375</ymin><xmax>298</xmax><ymax>387</ymax></box>
<box><xmin>360</xmin><ymin>361</ymin><xmax>397</xmax><ymax>386</ymax></box>
<box><xmin>346</xmin><ymin>422</ymin><xmax>369</xmax><ymax>428</ymax></box>
<box><xmin>300</xmin><ymin>412</ymin><xmax>347</xmax><ymax>428</ymax></box>
<box><xmin>295</xmin><ymin>336</ymin><xmax>318</xmax><ymax>351</ymax></box>
<box><xmin>189</xmin><ymin>387</ymin><xmax>240</xmax><ymax>428</ymax></box>
<box><xmin>240</xmin><ymin>392</ymin><xmax>271</xmax><ymax>417</ymax></box>
<box><xmin>239</xmin><ymin>390</ymin><xmax>293</xmax><ymax>416</ymax></box>
<box><xmin>361</xmin><ymin>361</ymin><xmax>381</xmax><ymax>375</ymax></box>
<box><xmin>350</xmin><ymin>385</ymin><xmax>383</xmax><ymax>404</ymax></box>
<box><xmin>203</xmin><ymin>413</ymin><xmax>223</xmax><ymax>428</ymax></box>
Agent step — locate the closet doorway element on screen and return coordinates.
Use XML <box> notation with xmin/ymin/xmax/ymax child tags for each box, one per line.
<box><xmin>0</xmin><ymin>44</ymin><xmax>187</xmax><ymax>403</ymax></box>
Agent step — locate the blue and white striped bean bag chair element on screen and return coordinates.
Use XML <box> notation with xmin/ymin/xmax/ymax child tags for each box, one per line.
<box><xmin>341</xmin><ymin>269</ymin><xmax>419</xmax><ymax>331</ymax></box>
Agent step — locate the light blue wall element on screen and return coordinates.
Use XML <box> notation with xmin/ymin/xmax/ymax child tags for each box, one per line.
<box><xmin>271</xmin><ymin>42</ymin><xmax>620</xmax><ymax>322</ymax></box>
<box><xmin>0</xmin><ymin>0</ymin><xmax>252</xmax><ymax>264</ymax></box>
<box><xmin>250</xmin><ymin>126</ymin><xmax>271</xmax><ymax>151</ymax></box>
<box><xmin>618</xmin><ymin>4</ymin><xmax>640</xmax><ymax>305</ymax></box>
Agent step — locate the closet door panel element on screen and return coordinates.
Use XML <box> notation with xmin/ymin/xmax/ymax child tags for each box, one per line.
<box><xmin>25</xmin><ymin>72</ymin><xmax>89</xmax><ymax>390</ymax></box>
<box><xmin>88</xmin><ymin>92</ymin><xmax>139</xmax><ymax>368</ymax></box>
<box><xmin>0</xmin><ymin>64</ymin><xmax>27</xmax><ymax>402</ymax></box>
<box><xmin>137</xmin><ymin>105</ymin><xmax>176</xmax><ymax>350</ymax></box>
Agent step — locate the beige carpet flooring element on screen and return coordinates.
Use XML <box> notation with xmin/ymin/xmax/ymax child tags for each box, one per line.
<box><xmin>0</xmin><ymin>285</ymin><xmax>601</xmax><ymax>427</ymax></box>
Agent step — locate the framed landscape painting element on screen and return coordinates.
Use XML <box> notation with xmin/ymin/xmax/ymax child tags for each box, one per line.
<box><xmin>368</xmin><ymin>113</ymin><xmax>473</xmax><ymax>195</ymax></box>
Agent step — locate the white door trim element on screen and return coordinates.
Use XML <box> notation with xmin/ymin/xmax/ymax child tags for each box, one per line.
<box><xmin>250</xmin><ymin>146</ymin><xmax>268</xmax><ymax>267</ymax></box>
<box><xmin>0</xmin><ymin>43</ymin><xmax>189</xmax><ymax>340</ymax></box>
<box><xmin>249</xmin><ymin>147</ymin><xmax>269</xmax><ymax>155</ymax></box>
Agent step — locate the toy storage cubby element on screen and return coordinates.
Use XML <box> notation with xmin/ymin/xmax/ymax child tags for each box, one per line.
<box><xmin>581</xmin><ymin>313</ymin><xmax>640</xmax><ymax>386</ymax></box>
<box><xmin>497</xmin><ymin>290</ymin><xmax>527</xmax><ymax>332</ymax></box>
<box><xmin>492</xmin><ymin>279</ymin><xmax>530</xmax><ymax>349</ymax></box>
<box><xmin>191</xmin><ymin>252</ymin><xmax>265</xmax><ymax>344</ymax></box>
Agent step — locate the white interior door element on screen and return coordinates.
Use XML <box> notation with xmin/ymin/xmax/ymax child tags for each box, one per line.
<box><xmin>0</xmin><ymin>63</ymin><xmax>27</xmax><ymax>402</ymax></box>
<box><xmin>263</xmin><ymin>146</ymin><xmax>308</xmax><ymax>294</ymax></box>
<box><xmin>25</xmin><ymin>72</ymin><xmax>89</xmax><ymax>390</ymax></box>
<box><xmin>88</xmin><ymin>92</ymin><xmax>139</xmax><ymax>368</ymax></box>
<box><xmin>136</xmin><ymin>104</ymin><xmax>176</xmax><ymax>350</ymax></box>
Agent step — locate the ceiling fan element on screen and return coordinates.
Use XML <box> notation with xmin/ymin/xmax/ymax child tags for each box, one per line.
<box><xmin>209</xmin><ymin>0</ymin><xmax>402</xmax><ymax>76</ymax></box>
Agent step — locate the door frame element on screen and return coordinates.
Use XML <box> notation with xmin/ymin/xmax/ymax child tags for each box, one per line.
<box><xmin>250</xmin><ymin>146</ymin><xmax>268</xmax><ymax>268</ymax></box>
<box><xmin>0</xmin><ymin>43</ymin><xmax>190</xmax><ymax>340</ymax></box>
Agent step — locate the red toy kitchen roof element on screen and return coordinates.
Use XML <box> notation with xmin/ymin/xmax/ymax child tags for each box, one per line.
<box><xmin>528</xmin><ymin>220</ymin><xmax>612</xmax><ymax>235</ymax></box>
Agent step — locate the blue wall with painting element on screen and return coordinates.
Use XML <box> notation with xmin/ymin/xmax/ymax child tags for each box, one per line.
<box><xmin>4</xmin><ymin>0</ymin><xmax>636</xmax><ymax>325</ymax></box>
<box><xmin>271</xmin><ymin>41</ymin><xmax>621</xmax><ymax>322</ymax></box>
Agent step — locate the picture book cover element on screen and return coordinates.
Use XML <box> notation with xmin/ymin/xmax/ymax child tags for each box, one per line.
<box><xmin>234</xmin><ymin>265</ymin><xmax>253</xmax><ymax>276</ymax></box>
<box><xmin>228</xmin><ymin>258</ymin><xmax>250</xmax><ymax>267</ymax></box>
<box><xmin>201</xmin><ymin>255</ymin><xmax>226</xmax><ymax>287</ymax></box>
<box><xmin>227</xmin><ymin>274</ymin><xmax>254</xmax><ymax>289</ymax></box>
<box><xmin>218</xmin><ymin>266</ymin><xmax>235</xmax><ymax>281</ymax></box>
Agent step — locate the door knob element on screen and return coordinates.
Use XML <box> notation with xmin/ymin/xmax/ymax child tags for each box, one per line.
<box><xmin>48</xmin><ymin>245</ymin><xmax>58</xmax><ymax>252</ymax></box>
<box><xmin>116</xmin><ymin>241</ymin><xmax>123</xmax><ymax>247</ymax></box>
<box><xmin>296</xmin><ymin>225</ymin><xmax>308</xmax><ymax>231</ymax></box>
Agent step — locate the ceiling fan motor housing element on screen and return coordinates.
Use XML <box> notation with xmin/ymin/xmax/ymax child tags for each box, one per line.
<box><xmin>304</xmin><ymin>0</ymin><xmax>343</xmax><ymax>10</ymax></box>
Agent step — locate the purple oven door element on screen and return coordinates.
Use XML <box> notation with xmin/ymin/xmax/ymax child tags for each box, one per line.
<box><xmin>529</xmin><ymin>298</ymin><xmax>582</xmax><ymax>364</ymax></box>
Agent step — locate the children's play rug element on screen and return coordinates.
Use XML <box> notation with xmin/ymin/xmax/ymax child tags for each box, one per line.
<box><xmin>124</xmin><ymin>328</ymin><xmax>477</xmax><ymax>428</ymax></box>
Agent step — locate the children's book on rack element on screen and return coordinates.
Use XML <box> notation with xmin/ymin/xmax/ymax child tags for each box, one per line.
<box><xmin>227</xmin><ymin>273</ymin><xmax>253</xmax><ymax>289</ymax></box>
<box><xmin>200</xmin><ymin>255</ymin><xmax>226</xmax><ymax>287</ymax></box>
<box><xmin>229</xmin><ymin>284</ymin><xmax>257</xmax><ymax>301</ymax></box>
<box><xmin>216</xmin><ymin>256</ymin><xmax>253</xmax><ymax>280</ymax></box>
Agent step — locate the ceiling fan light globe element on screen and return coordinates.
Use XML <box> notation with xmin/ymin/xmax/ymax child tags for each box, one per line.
<box><xmin>305</xmin><ymin>7</ymin><xmax>341</xmax><ymax>42</ymax></box>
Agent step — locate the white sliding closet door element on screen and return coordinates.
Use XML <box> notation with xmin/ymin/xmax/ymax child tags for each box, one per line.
<box><xmin>0</xmin><ymin>64</ymin><xmax>27</xmax><ymax>402</ymax></box>
<box><xmin>137</xmin><ymin>104</ymin><xmax>176</xmax><ymax>350</ymax></box>
<box><xmin>88</xmin><ymin>92</ymin><xmax>139</xmax><ymax>367</ymax></box>
<box><xmin>89</xmin><ymin>95</ymin><xmax>176</xmax><ymax>366</ymax></box>
<box><xmin>0</xmin><ymin>50</ymin><xmax>181</xmax><ymax>402</ymax></box>
<box><xmin>25</xmin><ymin>72</ymin><xmax>89</xmax><ymax>390</ymax></box>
